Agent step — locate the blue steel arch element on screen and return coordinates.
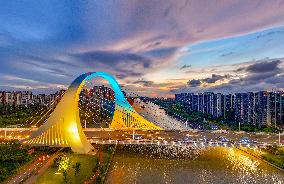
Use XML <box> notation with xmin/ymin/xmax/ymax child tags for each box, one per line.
<box><xmin>75</xmin><ymin>72</ymin><xmax>132</xmax><ymax>111</ymax></box>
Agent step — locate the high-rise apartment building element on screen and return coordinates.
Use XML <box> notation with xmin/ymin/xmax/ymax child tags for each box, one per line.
<box><xmin>268</xmin><ymin>91</ymin><xmax>283</xmax><ymax>128</ymax></box>
<box><xmin>175</xmin><ymin>90</ymin><xmax>284</xmax><ymax>127</ymax></box>
<box><xmin>224</xmin><ymin>94</ymin><xmax>234</xmax><ymax>119</ymax></box>
<box><xmin>0</xmin><ymin>90</ymin><xmax>64</xmax><ymax>107</ymax></box>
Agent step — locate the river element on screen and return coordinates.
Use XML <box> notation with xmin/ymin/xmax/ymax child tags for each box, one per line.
<box><xmin>105</xmin><ymin>146</ymin><xmax>284</xmax><ymax>184</ymax></box>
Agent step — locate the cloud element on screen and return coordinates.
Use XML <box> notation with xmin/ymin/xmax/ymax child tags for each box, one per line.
<box><xmin>22</xmin><ymin>59</ymin><xmax>74</xmax><ymax>78</ymax></box>
<box><xmin>237</xmin><ymin>59</ymin><xmax>281</xmax><ymax>73</ymax></box>
<box><xmin>229</xmin><ymin>60</ymin><xmax>283</xmax><ymax>86</ymax></box>
<box><xmin>2</xmin><ymin>75</ymin><xmax>39</xmax><ymax>83</ymax></box>
<box><xmin>143</xmin><ymin>47</ymin><xmax>178</xmax><ymax>59</ymax></box>
<box><xmin>180</xmin><ymin>64</ymin><xmax>191</xmax><ymax>70</ymax></box>
<box><xmin>133</xmin><ymin>80</ymin><xmax>154</xmax><ymax>87</ymax></box>
<box><xmin>71</xmin><ymin>50</ymin><xmax>152</xmax><ymax>69</ymax></box>
<box><xmin>173</xmin><ymin>58</ymin><xmax>284</xmax><ymax>94</ymax></box>
<box><xmin>1</xmin><ymin>1</ymin><xmax>284</xmax><ymax>95</ymax></box>
<box><xmin>187</xmin><ymin>79</ymin><xmax>201</xmax><ymax>87</ymax></box>
<box><xmin>0</xmin><ymin>74</ymin><xmax>67</xmax><ymax>93</ymax></box>
<box><xmin>70</xmin><ymin>50</ymin><xmax>155</xmax><ymax>80</ymax></box>
<box><xmin>186</xmin><ymin>74</ymin><xmax>230</xmax><ymax>87</ymax></box>
<box><xmin>202</xmin><ymin>74</ymin><xmax>231</xmax><ymax>84</ymax></box>
<box><xmin>220</xmin><ymin>52</ymin><xmax>233</xmax><ymax>57</ymax></box>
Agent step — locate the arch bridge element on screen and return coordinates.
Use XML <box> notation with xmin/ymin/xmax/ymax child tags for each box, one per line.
<box><xmin>24</xmin><ymin>72</ymin><xmax>162</xmax><ymax>153</ymax></box>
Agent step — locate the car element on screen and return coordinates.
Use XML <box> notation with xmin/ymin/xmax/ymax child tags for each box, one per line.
<box><xmin>210</xmin><ymin>125</ymin><xmax>219</xmax><ymax>131</ymax></box>
<box><xmin>208</xmin><ymin>139</ymin><xmax>218</xmax><ymax>144</ymax></box>
<box><xmin>239</xmin><ymin>137</ymin><xmax>252</xmax><ymax>144</ymax></box>
<box><xmin>182</xmin><ymin>136</ymin><xmax>193</xmax><ymax>143</ymax></box>
<box><xmin>198</xmin><ymin>137</ymin><xmax>207</xmax><ymax>142</ymax></box>
<box><xmin>131</xmin><ymin>134</ymin><xmax>143</xmax><ymax>140</ymax></box>
<box><xmin>218</xmin><ymin>136</ymin><xmax>230</xmax><ymax>143</ymax></box>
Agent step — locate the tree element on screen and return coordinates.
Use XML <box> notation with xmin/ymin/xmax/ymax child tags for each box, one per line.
<box><xmin>63</xmin><ymin>170</ymin><xmax>68</xmax><ymax>183</ymax></box>
<box><xmin>57</xmin><ymin>155</ymin><xmax>71</xmax><ymax>182</ymax></box>
<box><xmin>73</xmin><ymin>162</ymin><xmax>81</xmax><ymax>175</ymax></box>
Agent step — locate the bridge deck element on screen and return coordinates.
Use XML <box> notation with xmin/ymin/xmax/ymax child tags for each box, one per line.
<box><xmin>0</xmin><ymin>128</ymin><xmax>282</xmax><ymax>147</ymax></box>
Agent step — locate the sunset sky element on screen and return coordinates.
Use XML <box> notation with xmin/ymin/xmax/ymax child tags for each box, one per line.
<box><xmin>1</xmin><ymin>0</ymin><xmax>284</xmax><ymax>97</ymax></box>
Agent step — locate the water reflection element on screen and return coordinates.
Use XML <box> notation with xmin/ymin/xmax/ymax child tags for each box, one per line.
<box><xmin>105</xmin><ymin>146</ymin><xmax>284</xmax><ymax>184</ymax></box>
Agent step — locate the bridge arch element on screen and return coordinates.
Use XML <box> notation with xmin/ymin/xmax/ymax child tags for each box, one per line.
<box><xmin>25</xmin><ymin>72</ymin><xmax>161</xmax><ymax>153</ymax></box>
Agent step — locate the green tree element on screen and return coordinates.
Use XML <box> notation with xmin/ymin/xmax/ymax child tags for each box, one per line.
<box><xmin>57</xmin><ymin>155</ymin><xmax>71</xmax><ymax>182</ymax></box>
<box><xmin>72</xmin><ymin>162</ymin><xmax>81</xmax><ymax>175</ymax></box>
<box><xmin>63</xmin><ymin>170</ymin><xmax>68</xmax><ymax>183</ymax></box>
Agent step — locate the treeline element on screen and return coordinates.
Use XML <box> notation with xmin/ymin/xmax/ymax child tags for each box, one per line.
<box><xmin>0</xmin><ymin>141</ymin><xmax>32</xmax><ymax>182</ymax></box>
<box><xmin>0</xmin><ymin>104</ymin><xmax>48</xmax><ymax>127</ymax></box>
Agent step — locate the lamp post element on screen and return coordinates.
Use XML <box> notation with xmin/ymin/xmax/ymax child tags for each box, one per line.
<box><xmin>279</xmin><ymin>131</ymin><xmax>281</xmax><ymax>145</ymax></box>
<box><xmin>279</xmin><ymin>129</ymin><xmax>283</xmax><ymax>145</ymax></box>
<box><xmin>132</xmin><ymin>122</ymin><xmax>135</xmax><ymax>140</ymax></box>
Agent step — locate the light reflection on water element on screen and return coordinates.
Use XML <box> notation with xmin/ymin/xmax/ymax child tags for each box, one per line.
<box><xmin>105</xmin><ymin>146</ymin><xmax>284</xmax><ymax>184</ymax></box>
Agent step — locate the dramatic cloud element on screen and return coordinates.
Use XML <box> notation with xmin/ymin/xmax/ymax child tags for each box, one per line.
<box><xmin>186</xmin><ymin>74</ymin><xmax>231</xmax><ymax>87</ymax></box>
<box><xmin>187</xmin><ymin>79</ymin><xmax>202</xmax><ymax>87</ymax></box>
<box><xmin>71</xmin><ymin>50</ymin><xmax>154</xmax><ymax>79</ymax></box>
<box><xmin>72</xmin><ymin>50</ymin><xmax>151</xmax><ymax>68</ymax></box>
<box><xmin>231</xmin><ymin>60</ymin><xmax>283</xmax><ymax>86</ymax></box>
<box><xmin>237</xmin><ymin>60</ymin><xmax>281</xmax><ymax>73</ymax></box>
<box><xmin>1</xmin><ymin>1</ymin><xmax>284</xmax><ymax>95</ymax></box>
<box><xmin>202</xmin><ymin>74</ymin><xmax>231</xmax><ymax>84</ymax></box>
<box><xmin>175</xmin><ymin>59</ymin><xmax>284</xmax><ymax>94</ymax></box>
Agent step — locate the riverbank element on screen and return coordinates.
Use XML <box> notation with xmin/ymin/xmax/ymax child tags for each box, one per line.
<box><xmin>238</xmin><ymin>147</ymin><xmax>284</xmax><ymax>172</ymax></box>
<box><xmin>98</xmin><ymin>145</ymin><xmax>116</xmax><ymax>183</ymax></box>
<box><xmin>88</xmin><ymin>145</ymin><xmax>115</xmax><ymax>184</ymax></box>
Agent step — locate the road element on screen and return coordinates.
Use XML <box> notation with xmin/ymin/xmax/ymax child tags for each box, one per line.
<box><xmin>6</xmin><ymin>154</ymin><xmax>50</xmax><ymax>184</ymax></box>
<box><xmin>23</xmin><ymin>152</ymin><xmax>59</xmax><ymax>184</ymax></box>
<box><xmin>5</xmin><ymin>152</ymin><xmax>59</xmax><ymax>184</ymax></box>
<box><xmin>84</xmin><ymin>129</ymin><xmax>283</xmax><ymax>146</ymax></box>
<box><xmin>0</xmin><ymin>128</ymin><xmax>283</xmax><ymax>146</ymax></box>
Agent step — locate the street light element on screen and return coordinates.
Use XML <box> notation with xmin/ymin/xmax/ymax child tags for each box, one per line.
<box><xmin>278</xmin><ymin>129</ymin><xmax>283</xmax><ymax>145</ymax></box>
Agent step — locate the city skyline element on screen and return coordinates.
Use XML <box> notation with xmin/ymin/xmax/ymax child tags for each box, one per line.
<box><xmin>1</xmin><ymin>1</ymin><xmax>284</xmax><ymax>97</ymax></box>
<box><xmin>176</xmin><ymin>91</ymin><xmax>284</xmax><ymax>128</ymax></box>
<box><xmin>2</xmin><ymin>87</ymin><xmax>284</xmax><ymax>129</ymax></box>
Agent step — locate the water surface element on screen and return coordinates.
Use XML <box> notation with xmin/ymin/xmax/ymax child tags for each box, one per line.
<box><xmin>105</xmin><ymin>146</ymin><xmax>284</xmax><ymax>184</ymax></box>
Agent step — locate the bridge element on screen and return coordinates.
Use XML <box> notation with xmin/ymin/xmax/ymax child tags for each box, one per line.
<box><xmin>2</xmin><ymin>127</ymin><xmax>282</xmax><ymax>149</ymax></box>
<box><xmin>4</xmin><ymin>72</ymin><xmax>279</xmax><ymax>153</ymax></box>
<box><xmin>22</xmin><ymin>72</ymin><xmax>161</xmax><ymax>153</ymax></box>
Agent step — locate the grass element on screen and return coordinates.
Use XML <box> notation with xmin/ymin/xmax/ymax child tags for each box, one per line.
<box><xmin>241</xmin><ymin>146</ymin><xmax>284</xmax><ymax>170</ymax></box>
<box><xmin>261</xmin><ymin>151</ymin><xmax>284</xmax><ymax>169</ymax></box>
<box><xmin>35</xmin><ymin>153</ymin><xmax>99</xmax><ymax>184</ymax></box>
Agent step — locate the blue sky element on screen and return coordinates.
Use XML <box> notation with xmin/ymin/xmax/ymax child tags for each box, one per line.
<box><xmin>180</xmin><ymin>26</ymin><xmax>284</xmax><ymax>67</ymax></box>
<box><xmin>1</xmin><ymin>0</ymin><xmax>284</xmax><ymax>96</ymax></box>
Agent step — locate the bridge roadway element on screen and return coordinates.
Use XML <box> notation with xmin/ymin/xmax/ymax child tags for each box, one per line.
<box><xmin>88</xmin><ymin>139</ymin><xmax>254</xmax><ymax>148</ymax></box>
<box><xmin>0</xmin><ymin>128</ymin><xmax>283</xmax><ymax>147</ymax></box>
